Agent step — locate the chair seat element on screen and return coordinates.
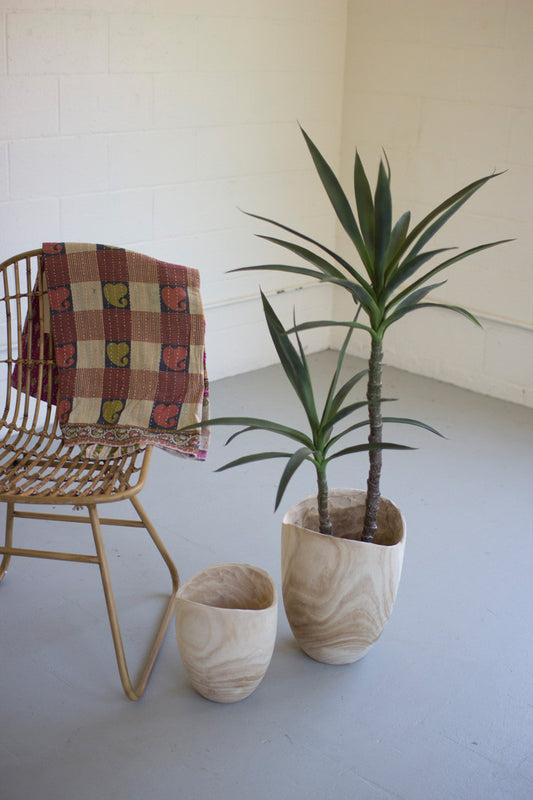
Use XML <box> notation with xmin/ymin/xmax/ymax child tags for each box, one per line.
<box><xmin>0</xmin><ymin>429</ymin><xmax>147</xmax><ymax>503</ymax></box>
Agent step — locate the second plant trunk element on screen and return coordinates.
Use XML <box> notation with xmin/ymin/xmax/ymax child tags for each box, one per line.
<box><xmin>362</xmin><ymin>337</ymin><xmax>383</xmax><ymax>542</ymax></box>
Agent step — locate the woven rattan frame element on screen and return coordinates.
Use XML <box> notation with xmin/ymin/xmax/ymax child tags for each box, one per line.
<box><xmin>0</xmin><ymin>249</ymin><xmax>179</xmax><ymax>700</ymax></box>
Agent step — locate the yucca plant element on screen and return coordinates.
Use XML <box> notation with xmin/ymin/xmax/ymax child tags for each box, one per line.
<box><xmin>202</xmin><ymin>290</ymin><xmax>437</xmax><ymax>535</ymax></box>
<box><xmin>230</xmin><ymin>126</ymin><xmax>509</xmax><ymax>542</ymax></box>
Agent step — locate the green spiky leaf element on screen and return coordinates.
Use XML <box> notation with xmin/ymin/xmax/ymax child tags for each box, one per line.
<box><xmin>275</xmin><ymin>446</ymin><xmax>313</xmax><ymax>510</ymax></box>
<box><xmin>256</xmin><ymin>235</ymin><xmax>349</xmax><ymax>281</ymax></box>
<box><xmin>384</xmin><ymin>210</ymin><xmax>411</xmax><ymax>277</ymax></box>
<box><xmin>374</xmin><ymin>160</ymin><xmax>393</xmax><ymax>284</ymax></box>
<box><xmin>261</xmin><ymin>292</ymin><xmax>319</xmax><ymax>428</ymax></box>
<box><xmin>289</xmin><ymin>318</ymin><xmax>376</xmax><ymax>339</ymax></box>
<box><xmin>389</xmin><ymin>280</ymin><xmax>447</xmax><ymax>314</ymax></box>
<box><xmin>238</xmin><ymin>209</ymin><xmax>374</xmax><ymax>290</ymax></box>
<box><xmin>381</xmin><ymin>416</ymin><xmax>444</xmax><ymax>438</ymax></box>
<box><xmin>386</xmin><ymin>247</ymin><xmax>455</xmax><ymax>297</ymax></box>
<box><xmin>390</xmin><ymin>239</ymin><xmax>513</xmax><ymax>306</ymax></box>
<box><xmin>220</xmin><ymin>418</ymin><xmax>314</xmax><ymax>448</ymax></box>
<box><xmin>300</xmin><ymin>126</ymin><xmax>371</xmax><ymax>271</ymax></box>
<box><xmin>354</xmin><ymin>151</ymin><xmax>375</xmax><ymax>251</ymax></box>
<box><xmin>215</xmin><ymin>452</ymin><xmax>291</xmax><ymax>472</ymax></box>
<box><xmin>393</xmin><ymin>172</ymin><xmax>503</xmax><ymax>265</ymax></box>
<box><xmin>325</xmin><ymin>369</ymin><xmax>368</xmax><ymax>422</ymax></box>
<box><xmin>326</xmin><ymin>442</ymin><xmax>414</xmax><ymax>463</ymax></box>
<box><xmin>384</xmin><ymin>300</ymin><xmax>481</xmax><ymax>331</ymax></box>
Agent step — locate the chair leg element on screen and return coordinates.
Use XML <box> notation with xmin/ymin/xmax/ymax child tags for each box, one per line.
<box><xmin>0</xmin><ymin>502</ymin><xmax>15</xmax><ymax>583</ymax></box>
<box><xmin>88</xmin><ymin>500</ymin><xmax>179</xmax><ymax>701</ymax></box>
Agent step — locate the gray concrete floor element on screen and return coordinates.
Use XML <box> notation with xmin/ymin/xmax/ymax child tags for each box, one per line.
<box><xmin>1</xmin><ymin>351</ymin><xmax>532</xmax><ymax>800</ymax></box>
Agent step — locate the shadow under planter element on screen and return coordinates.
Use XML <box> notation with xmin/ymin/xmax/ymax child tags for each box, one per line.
<box><xmin>175</xmin><ymin>563</ymin><xmax>277</xmax><ymax>703</ymax></box>
<box><xmin>281</xmin><ymin>489</ymin><xmax>406</xmax><ymax>665</ymax></box>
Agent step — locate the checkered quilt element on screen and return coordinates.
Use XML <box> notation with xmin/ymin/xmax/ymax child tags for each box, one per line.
<box><xmin>43</xmin><ymin>242</ymin><xmax>209</xmax><ymax>459</ymax></box>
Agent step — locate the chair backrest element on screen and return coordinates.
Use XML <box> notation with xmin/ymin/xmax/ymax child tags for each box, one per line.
<box><xmin>0</xmin><ymin>249</ymin><xmax>59</xmax><ymax>442</ymax></box>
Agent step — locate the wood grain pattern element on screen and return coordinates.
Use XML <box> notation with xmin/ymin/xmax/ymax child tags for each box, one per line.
<box><xmin>175</xmin><ymin>563</ymin><xmax>277</xmax><ymax>703</ymax></box>
<box><xmin>281</xmin><ymin>489</ymin><xmax>405</xmax><ymax>665</ymax></box>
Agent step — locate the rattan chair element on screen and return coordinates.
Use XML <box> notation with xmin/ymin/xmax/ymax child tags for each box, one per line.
<box><xmin>0</xmin><ymin>249</ymin><xmax>179</xmax><ymax>700</ymax></box>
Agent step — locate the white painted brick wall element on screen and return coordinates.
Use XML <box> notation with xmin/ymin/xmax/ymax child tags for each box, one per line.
<box><xmin>7</xmin><ymin>12</ymin><xmax>108</xmax><ymax>74</ymax></box>
<box><xmin>10</xmin><ymin>135</ymin><xmax>109</xmax><ymax>198</ymax></box>
<box><xmin>1</xmin><ymin>0</ymin><xmax>530</xmax><ymax>404</ymax></box>
<box><xmin>60</xmin><ymin>190</ymin><xmax>153</xmax><ymax>245</ymax></box>
<box><xmin>0</xmin><ymin>76</ymin><xmax>58</xmax><ymax>138</ymax></box>
<box><xmin>0</xmin><ymin>0</ymin><xmax>347</xmax><ymax>383</ymax></box>
<box><xmin>0</xmin><ymin>143</ymin><xmax>8</xmax><ymax>201</ymax></box>
<box><xmin>337</xmin><ymin>0</ymin><xmax>533</xmax><ymax>407</ymax></box>
<box><xmin>60</xmin><ymin>75</ymin><xmax>154</xmax><ymax>135</ymax></box>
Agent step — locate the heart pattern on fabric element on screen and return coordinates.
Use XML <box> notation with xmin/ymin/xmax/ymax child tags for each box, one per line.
<box><xmin>48</xmin><ymin>286</ymin><xmax>71</xmax><ymax>312</ymax></box>
<box><xmin>106</xmin><ymin>342</ymin><xmax>130</xmax><ymax>367</ymax></box>
<box><xmin>57</xmin><ymin>398</ymin><xmax>72</xmax><ymax>424</ymax></box>
<box><xmin>56</xmin><ymin>343</ymin><xmax>76</xmax><ymax>368</ymax></box>
<box><xmin>162</xmin><ymin>345</ymin><xmax>188</xmax><ymax>372</ymax></box>
<box><xmin>152</xmin><ymin>403</ymin><xmax>180</xmax><ymax>428</ymax></box>
<box><xmin>103</xmin><ymin>282</ymin><xmax>129</xmax><ymax>308</ymax></box>
<box><xmin>161</xmin><ymin>286</ymin><xmax>188</xmax><ymax>311</ymax></box>
<box><xmin>101</xmin><ymin>400</ymin><xmax>125</xmax><ymax>424</ymax></box>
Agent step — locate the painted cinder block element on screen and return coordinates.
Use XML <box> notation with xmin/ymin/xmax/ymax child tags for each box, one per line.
<box><xmin>196</xmin><ymin>123</ymin><xmax>310</xmax><ymax>181</ymax></box>
<box><xmin>0</xmin><ymin>76</ymin><xmax>58</xmax><ymax>139</ymax></box>
<box><xmin>154</xmin><ymin>180</ymin><xmax>243</xmax><ymax>239</ymax></box>
<box><xmin>154</xmin><ymin>68</ymin><xmax>343</xmax><ymax>131</ymax></box>
<box><xmin>418</xmin><ymin>101</ymin><xmax>509</xmax><ymax>163</ymax></box>
<box><xmin>109</xmin><ymin>13</ymin><xmax>197</xmax><ymax>73</ymax></box>
<box><xmin>60</xmin><ymin>75</ymin><xmax>153</xmax><ymax>135</ymax></box>
<box><xmin>198</xmin><ymin>0</ymin><xmax>346</xmax><ymax>21</ymax></box>
<box><xmin>459</xmin><ymin>162</ymin><xmax>533</xmax><ymax>224</ymax></box>
<box><xmin>7</xmin><ymin>12</ymin><xmax>108</xmax><ymax>75</ymax></box>
<box><xmin>437</xmin><ymin>268</ymin><xmax>531</xmax><ymax>328</ymax></box>
<box><xmin>197</xmin><ymin>16</ymin><xmax>340</xmax><ymax>74</ymax></box>
<box><xmin>56</xmin><ymin>0</ymin><xmax>168</xmax><ymax>9</ymax></box>
<box><xmin>0</xmin><ymin>145</ymin><xmax>8</xmax><ymax>202</ymax></box>
<box><xmin>0</xmin><ymin>198</ymin><xmax>60</xmax><ymax>259</ymax></box>
<box><xmin>236</xmin><ymin>170</ymin><xmax>331</xmax><ymax>223</ymax></box>
<box><xmin>153</xmin><ymin>171</ymin><xmax>333</xmax><ymax>242</ymax></box>
<box><xmin>504</xmin><ymin>0</ymin><xmax>533</xmax><ymax>50</ymax></box>
<box><xmin>341</xmin><ymin>91</ymin><xmax>422</xmax><ymax>153</ymax></box>
<box><xmin>189</xmin><ymin>227</ymin><xmax>283</xmax><ymax>305</ymax></box>
<box><xmin>347</xmin><ymin>39</ymin><xmax>464</xmax><ymax>103</ymax></box>
<box><xmin>60</xmin><ymin>189</ymin><xmax>153</xmax><ymax>245</ymax></box>
<box><xmin>459</xmin><ymin>47</ymin><xmax>533</xmax><ymax>109</ymax></box>
<box><xmin>507</xmin><ymin>109</ymin><xmax>533</xmax><ymax>167</ymax></box>
<box><xmin>108</xmin><ymin>129</ymin><xmax>197</xmax><ymax>190</ymax></box>
<box><xmin>484</xmin><ymin>321</ymin><xmax>533</xmax><ymax>393</ymax></box>
<box><xmin>205</xmin><ymin>310</ymin><xmax>277</xmax><ymax>381</ymax></box>
<box><xmin>420</xmin><ymin>0</ymin><xmax>506</xmax><ymax>48</ymax></box>
<box><xmin>3</xmin><ymin>0</ymin><xmax>56</xmax><ymax>8</ymax></box>
<box><xmin>9</xmin><ymin>136</ymin><xmax>108</xmax><ymax>199</ymax></box>
<box><xmin>383</xmin><ymin>309</ymin><xmax>485</xmax><ymax>381</ymax></box>
<box><xmin>196</xmin><ymin>16</ymin><xmax>263</xmax><ymax>73</ymax></box>
<box><xmin>0</xmin><ymin>15</ymin><xmax>5</xmax><ymax>78</ymax></box>
<box><xmin>154</xmin><ymin>72</ymin><xmax>242</xmax><ymax>130</ymax></box>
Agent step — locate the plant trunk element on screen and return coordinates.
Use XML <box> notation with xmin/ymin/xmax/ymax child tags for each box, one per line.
<box><xmin>361</xmin><ymin>337</ymin><xmax>383</xmax><ymax>542</ymax></box>
<box><xmin>317</xmin><ymin>466</ymin><xmax>333</xmax><ymax>536</ymax></box>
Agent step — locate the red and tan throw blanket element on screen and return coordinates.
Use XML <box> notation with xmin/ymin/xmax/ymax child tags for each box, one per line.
<box><xmin>43</xmin><ymin>242</ymin><xmax>209</xmax><ymax>459</ymax></box>
<box><xmin>12</xmin><ymin>271</ymin><xmax>59</xmax><ymax>405</ymax></box>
